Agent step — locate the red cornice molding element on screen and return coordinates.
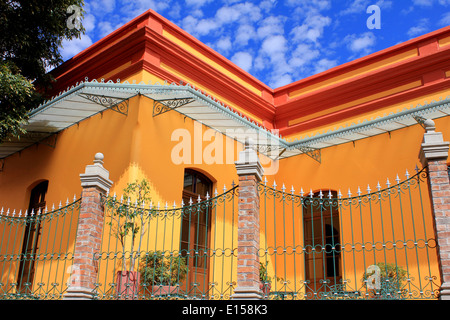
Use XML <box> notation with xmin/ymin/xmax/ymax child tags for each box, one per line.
<box><xmin>274</xmin><ymin>45</ymin><xmax>450</xmax><ymax>127</ymax></box>
<box><xmin>273</xmin><ymin>25</ymin><xmax>450</xmax><ymax>96</ymax></box>
<box><xmin>279</xmin><ymin>78</ymin><xmax>450</xmax><ymax>137</ymax></box>
<box><xmin>49</xmin><ymin>27</ymin><xmax>148</xmax><ymax>96</ymax></box>
<box><xmin>141</xmin><ymin>27</ymin><xmax>276</xmax><ymax>121</ymax></box>
<box><xmin>49</xmin><ymin>9</ymin><xmax>450</xmax><ymax>137</ymax></box>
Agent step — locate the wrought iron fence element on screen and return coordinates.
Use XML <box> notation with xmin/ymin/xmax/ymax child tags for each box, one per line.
<box><xmin>94</xmin><ymin>186</ymin><xmax>238</xmax><ymax>300</ymax></box>
<box><xmin>0</xmin><ymin>198</ymin><xmax>80</xmax><ymax>299</ymax></box>
<box><xmin>0</xmin><ymin>168</ymin><xmax>443</xmax><ymax>300</ymax></box>
<box><xmin>258</xmin><ymin>168</ymin><xmax>440</xmax><ymax>300</ymax></box>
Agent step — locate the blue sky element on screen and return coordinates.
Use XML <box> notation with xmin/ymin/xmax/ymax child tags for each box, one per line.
<box><xmin>61</xmin><ymin>0</ymin><xmax>450</xmax><ymax>88</ymax></box>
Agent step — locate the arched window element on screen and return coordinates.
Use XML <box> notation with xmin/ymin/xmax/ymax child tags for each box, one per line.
<box><xmin>17</xmin><ymin>180</ymin><xmax>48</xmax><ymax>293</ymax></box>
<box><xmin>180</xmin><ymin>169</ymin><xmax>213</xmax><ymax>293</ymax></box>
<box><xmin>303</xmin><ymin>190</ymin><xmax>341</xmax><ymax>297</ymax></box>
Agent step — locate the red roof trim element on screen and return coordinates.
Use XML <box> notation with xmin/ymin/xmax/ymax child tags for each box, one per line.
<box><xmin>50</xmin><ymin>9</ymin><xmax>450</xmax><ymax>137</ymax></box>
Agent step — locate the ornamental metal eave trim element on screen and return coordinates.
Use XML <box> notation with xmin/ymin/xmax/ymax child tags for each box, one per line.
<box><xmin>0</xmin><ymin>80</ymin><xmax>286</xmax><ymax>160</ymax></box>
<box><xmin>2</xmin><ymin>79</ymin><xmax>449</xmax><ymax>161</ymax></box>
<box><xmin>284</xmin><ymin>96</ymin><xmax>450</xmax><ymax>156</ymax></box>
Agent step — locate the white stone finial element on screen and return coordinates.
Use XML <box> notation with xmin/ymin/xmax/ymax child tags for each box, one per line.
<box><xmin>94</xmin><ymin>152</ymin><xmax>104</xmax><ymax>165</ymax></box>
<box><xmin>424</xmin><ymin>119</ymin><xmax>435</xmax><ymax>133</ymax></box>
<box><xmin>235</xmin><ymin>137</ymin><xmax>264</xmax><ymax>181</ymax></box>
<box><xmin>244</xmin><ymin>137</ymin><xmax>255</xmax><ymax>150</ymax></box>
<box><xmin>420</xmin><ymin>118</ymin><xmax>449</xmax><ymax>165</ymax></box>
<box><xmin>80</xmin><ymin>152</ymin><xmax>113</xmax><ymax>193</ymax></box>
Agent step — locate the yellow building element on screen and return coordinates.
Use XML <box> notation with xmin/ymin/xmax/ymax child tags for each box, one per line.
<box><xmin>0</xmin><ymin>9</ymin><xmax>450</xmax><ymax>300</ymax></box>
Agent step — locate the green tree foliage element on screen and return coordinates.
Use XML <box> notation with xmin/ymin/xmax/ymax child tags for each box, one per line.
<box><xmin>0</xmin><ymin>0</ymin><xmax>85</xmax><ymax>142</ymax></box>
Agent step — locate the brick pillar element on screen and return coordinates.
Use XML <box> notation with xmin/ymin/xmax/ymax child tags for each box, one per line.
<box><xmin>233</xmin><ymin>139</ymin><xmax>264</xmax><ymax>300</ymax></box>
<box><xmin>419</xmin><ymin>119</ymin><xmax>450</xmax><ymax>300</ymax></box>
<box><xmin>64</xmin><ymin>153</ymin><xmax>113</xmax><ymax>300</ymax></box>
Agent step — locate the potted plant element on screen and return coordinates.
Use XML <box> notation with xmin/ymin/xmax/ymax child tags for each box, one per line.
<box><xmin>139</xmin><ymin>250</ymin><xmax>187</xmax><ymax>298</ymax></box>
<box><xmin>259</xmin><ymin>262</ymin><xmax>272</xmax><ymax>297</ymax></box>
<box><xmin>103</xmin><ymin>179</ymin><xmax>152</xmax><ymax>299</ymax></box>
<box><xmin>362</xmin><ymin>262</ymin><xmax>407</xmax><ymax>299</ymax></box>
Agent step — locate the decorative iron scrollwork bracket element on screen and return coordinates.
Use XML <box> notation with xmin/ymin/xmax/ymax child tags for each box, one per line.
<box><xmin>78</xmin><ymin>93</ymin><xmax>129</xmax><ymax>116</ymax></box>
<box><xmin>412</xmin><ymin>115</ymin><xmax>427</xmax><ymax>129</ymax></box>
<box><xmin>297</xmin><ymin>145</ymin><xmax>321</xmax><ymax>163</ymax></box>
<box><xmin>152</xmin><ymin>98</ymin><xmax>195</xmax><ymax>117</ymax></box>
<box><xmin>255</xmin><ymin>143</ymin><xmax>286</xmax><ymax>160</ymax></box>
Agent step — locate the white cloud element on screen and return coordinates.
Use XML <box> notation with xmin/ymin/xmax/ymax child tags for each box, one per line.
<box><xmin>216</xmin><ymin>36</ymin><xmax>232</xmax><ymax>54</ymax></box>
<box><xmin>411</xmin><ymin>0</ymin><xmax>450</xmax><ymax>6</ymax></box>
<box><xmin>291</xmin><ymin>14</ymin><xmax>331</xmax><ymax>44</ymax></box>
<box><xmin>271</xmin><ymin>73</ymin><xmax>293</xmax><ymax>88</ymax></box>
<box><xmin>88</xmin><ymin>0</ymin><xmax>116</xmax><ymax>14</ymax></box>
<box><xmin>313</xmin><ymin>58</ymin><xmax>337</xmax><ymax>74</ymax></box>
<box><xmin>181</xmin><ymin>2</ymin><xmax>263</xmax><ymax>38</ymax></box>
<box><xmin>261</xmin><ymin>35</ymin><xmax>287</xmax><ymax>56</ymax></box>
<box><xmin>82</xmin><ymin>14</ymin><xmax>96</xmax><ymax>33</ymax></box>
<box><xmin>256</xmin><ymin>16</ymin><xmax>285</xmax><ymax>39</ymax></box>
<box><xmin>258</xmin><ymin>35</ymin><xmax>297</xmax><ymax>87</ymax></box>
<box><xmin>185</xmin><ymin>0</ymin><xmax>213</xmax><ymax>7</ymax></box>
<box><xmin>216</xmin><ymin>2</ymin><xmax>262</xmax><ymax>25</ymax></box>
<box><xmin>439</xmin><ymin>12</ymin><xmax>450</xmax><ymax>25</ymax></box>
<box><xmin>181</xmin><ymin>15</ymin><xmax>217</xmax><ymax>36</ymax></box>
<box><xmin>231</xmin><ymin>51</ymin><xmax>253</xmax><ymax>72</ymax></box>
<box><xmin>286</xmin><ymin>0</ymin><xmax>331</xmax><ymax>11</ymax></box>
<box><xmin>345</xmin><ymin>32</ymin><xmax>376</xmax><ymax>54</ymax></box>
<box><xmin>61</xmin><ymin>34</ymin><xmax>93</xmax><ymax>60</ymax></box>
<box><xmin>289</xmin><ymin>44</ymin><xmax>320</xmax><ymax>68</ymax></box>
<box><xmin>412</xmin><ymin>0</ymin><xmax>434</xmax><ymax>6</ymax></box>
<box><xmin>196</xmin><ymin>19</ymin><xmax>218</xmax><ymax>35</ymax></box>
<box><xmin>258</xmin><ymin>0</ymin><xmax>278</xmax><ymax>12</ymax></box>
<box><xmin>407</xmin><ymin>18</ymin><xmax>429</xmax><ymax>37</ymax></box>
<box><xmin>98</xmin><ymin>21</ymin><xmax>115</xmax><ymax>38</ymax></box>
<box><xmin>340</xmin><ymin>0</ymin><xmax>392</xmax><ymax>15</ymax></box>
<box><xmin>121</xmin><ymin>0</ymin><xmax>171</xmax><ymax>20</ymax></box>
<box><xmin>235</xmin><ymin>24</ymin><xmax>256</xmax><ymax>46</ymax></box>
<box><xmin>168</xmin><ymin>2</ymin><xmax>181</xmax><ymax>19</ymax></box>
